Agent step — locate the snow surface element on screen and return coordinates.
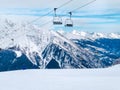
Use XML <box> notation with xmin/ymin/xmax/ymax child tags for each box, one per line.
<box><xmin>0</xmin><ymin>65</ymin><xmax>120</xmax><ymax>90</ymax></box>
<box><xmin>14</xmin><ymin>50</ymin><xmax>22</xmax><ymax>58</ymax></box>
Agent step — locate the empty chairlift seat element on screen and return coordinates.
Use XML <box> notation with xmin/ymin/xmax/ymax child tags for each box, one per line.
<box><xmin>65</xmin><ymin>19</ymin><xmax>73</xmax><ymax>27</ymax></box>
<box><xmin>64</xmin><ymin>12</ymin><xmax>73</xmax><ymax>27</ymax></box>
<box><xmin>53</xmin><ymin>16</ymin><xmax>62</xmax><ymax>25</ymax></box>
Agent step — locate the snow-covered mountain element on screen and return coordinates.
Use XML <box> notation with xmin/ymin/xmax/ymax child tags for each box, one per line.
<box><xmin>65</xmin><ymin>30</ymin><xmax>120</xmax><ymax>39</ymax></box>
<box><xmin>0</xmin><ymin>19</ymin><xmax>120</xmax><ymax>71</ymax></box>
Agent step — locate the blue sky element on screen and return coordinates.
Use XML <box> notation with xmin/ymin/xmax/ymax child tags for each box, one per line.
<box><xmin>0</xmin><ymin>0</ymin><xmax>120</xmax><ymax>33</ymax></box>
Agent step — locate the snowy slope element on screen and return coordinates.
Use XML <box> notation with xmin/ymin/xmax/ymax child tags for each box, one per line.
<box><xmin>0</xmin><ymin>65</ymin><xmax>120</xmax><ymax>90</ymax></box>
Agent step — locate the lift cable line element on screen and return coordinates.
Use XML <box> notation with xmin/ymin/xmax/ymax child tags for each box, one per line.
<box><xmin>57</xmin><ymin>0</ymin><xmax>73</xmax><ymax>9</ymax></box>
<box><xmin>28</xmin><ymin>0</ymin><xmax>73</xmax><ymax>26</ymax></box>
<box><xmin>39</xmin><ymin>20</ymin><xmax>52</xmax><ymax>27</ymax></box>
<box><xmin>71</xmin><ymin>0</ymin><xmax>96</xmax><ymax>12</ymax></box>
<box><xmin>28</xmin><ymin>0</ymin><xmax>73</xmax><ymax>25</ymax></box>
<box><xmin>64</xmin><ymin>0</ymin><xmax>96</xmax><ymax>27</ymax></box>
<box><xmin>38</xmin><ymin>0</ymin><xmax>97</xmax><ymax>27</ymax></box>
<box><xmin>27</xmin><ymin>10</ymin><xmax>53</xmax><ymax>25</ymax></box>
<box><xmin>27</xmin><ymin>0</ymin><xmax>59</xmax><ymax>25</ymax></box>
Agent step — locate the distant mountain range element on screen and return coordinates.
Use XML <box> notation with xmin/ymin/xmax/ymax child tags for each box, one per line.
<box><xmin>0</xmin><ymin>19</ymin><xmax>120</xmax><ymax>71</ymax></box>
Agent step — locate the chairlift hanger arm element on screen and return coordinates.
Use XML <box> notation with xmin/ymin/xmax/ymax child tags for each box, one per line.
<box><xmin>68</xmin><ymin>12</ymin><xmax>72</xmax><ymax>19</ymax></box>
<box><xmin>54</xmin><ymin>8</ymin><xmax>57</xmax><ymax>11</ymax></box>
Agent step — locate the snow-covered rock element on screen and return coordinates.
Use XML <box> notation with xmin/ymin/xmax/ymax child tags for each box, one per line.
<box><xmin>14</xmin><ymin>50</ymin><xmax>22</xmax><ymax>58</ymax></box>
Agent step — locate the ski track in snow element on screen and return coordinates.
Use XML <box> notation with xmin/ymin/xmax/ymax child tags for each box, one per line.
<box><xmin>0</xmin><ymin>65</ymin><xmax>120</xmax><ymax>90</ymax></box>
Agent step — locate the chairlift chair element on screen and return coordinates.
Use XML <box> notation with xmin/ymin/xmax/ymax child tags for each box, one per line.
<box><xmin>53</xmin><ymin>8</ymin><xmax>62</xmax><ymax>25</ymax></box>
<box><xmin>64</xmin><ymin>12</ymin><xmax>73</xmax><ymax>27</ymax></box>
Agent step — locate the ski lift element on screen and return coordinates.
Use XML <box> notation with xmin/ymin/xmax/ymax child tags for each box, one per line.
<box><xmin>65</xmin><ymin>12</ymin><xmax>73</xmax><ymax>27</ymax></box>
<box><xmin>53</xmin><ymin>8</ymin><xmax>62</xmax><ymax>25</ymax></box>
